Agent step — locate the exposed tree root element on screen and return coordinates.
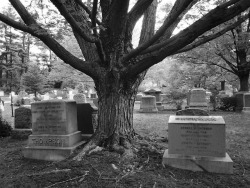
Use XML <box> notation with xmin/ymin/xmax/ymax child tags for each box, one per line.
<box><xmin>73</xmin><ymin>132</ymin><xmax>137</xmax><ymax>161</ymax></box>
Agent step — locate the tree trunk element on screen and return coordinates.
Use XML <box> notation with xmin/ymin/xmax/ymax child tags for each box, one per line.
<box><xmin>239</xmin><ymin>71</ymin><xmax>249</xmax><ymax>91</ymax></box>
<box><xmin>96</xmin><ymin>89</ymin><xmax>136</xmax><ymax>152</ymax></box>
<box><xmin>74</xmin><ymin>73</ymin><xmax>144</xmax><ymax>160</ymax></box>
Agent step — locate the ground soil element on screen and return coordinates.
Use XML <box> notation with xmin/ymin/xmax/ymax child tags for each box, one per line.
<box><xmin>0</xmin><ymin>102</ymin><xmax>250</xmax><ymax>187</ymax></box>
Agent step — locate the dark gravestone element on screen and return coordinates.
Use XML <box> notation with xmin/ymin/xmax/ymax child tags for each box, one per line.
<box><xmin>245</xmin><ymin>94</ymin><xmax>250</xmax><ymax>107</ymax></box>
<box><xmin>235</xmin><ymin>93</ymin><xmax>244</xmax><ymax>111</ymax></box>
<box><xmin>15</xmin><ymin>107</ymin><xmax>32</xmax><ymax>128</ymax></box>
<box><xmin>176</xmin><ymin>108</ymin><xmax>209</xmax><ymax>116</ymax></box>
<box><xmin>77</xmin><ymin>103</ymin><xmax>98</xmax><ymax>135</ymax></box>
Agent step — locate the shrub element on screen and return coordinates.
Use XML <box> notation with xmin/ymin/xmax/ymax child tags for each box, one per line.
<box><xmin>218</xmin><ymin>96</ymin><xmax>237</xmax><ymax>111</ymax></box>
<box><xmin>0</xmin><ymin>117</ymin><xmax>12</xmax><ymax>137</ymax></box>
<box><xmin>167</xmin><ymin>90</ymin><xmax>187</xmax><ymax>110</ymax></box>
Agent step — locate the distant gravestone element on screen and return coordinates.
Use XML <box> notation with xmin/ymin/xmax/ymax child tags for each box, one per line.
<box><xmin>90</xmin><ymin>93</ymin><xmax>97</xmax><ymax>99</ymax></box>
<box><xmin>23</xmin><ymin>100</ymin><xmax>83</xmax><ymax>161</ymax></box>
<box><xmin>139</xmin><ymin>95</ymin><xmax>158</xmax><ymax>113</ymax></box>
<box><xmin>189</xmin><ymin>88</ymin><xmax>207</xmax><ymax>107</ymax></box>
<box><xmin>187</xmin><ymin>88</ymin><xmax>208</xmax><ymax>111</ymax></box>
<box><xmin>18</xmin><ymin>91</ymin><xmax>28</xmax><ymax>98</ymax></box>
<box><xmin>14</xmin><ymin>107</ymin><xmax>32</xmax><ymax>129</ymax></box>
<box><xmin>12</xmin><ymin>107</ymin><xmax>32</xmax><ymax>139</ymax></box>
<box><xmin>77</xmin><ymin>103</ymin><xmax>98</xmax><ymax>136</ymax></box>
<box><xmin>235</xmin><ymin>92</ymin><xmax>250</xmax><ymax>112</ymax></box>
<box><xmin>144</xmin><ymin>88</ymin><xmax>162</xmax><ymax>102</ymax></box>
<box><xmin>73</xmin><ymin>93</ymin><xmax>87</xmax><ymax>103</ymax></box>
<box><xmin>162</xmin><ymin>115</ymin><xmax>233</xmax><ymax>174</ymax></box>
<box><xmin>135</xmin><ymin>94</ymin><xmax>143</xmax><ymax>101</ymax></box>
<box><xmin>0</xmin><ymin>90</ymin><xmax>4</xmax><ymax>96</ymax></box>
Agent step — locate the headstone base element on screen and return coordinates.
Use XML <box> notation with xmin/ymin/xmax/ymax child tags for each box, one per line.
<box><xmin>186</xmin><ymin>106</ymin><xmax>209</xmax><ymax>112</ymax></box>
<box><xmin>162</xmin><ymin>149</ymin><xmax>233</xmax><ymax>174</ymax></box>
<box><xmin>11</xmin><ymin>129</ymin><xmax>32</xmax><ymax>139</ymax></box>
<box><xmin>243</xmin><ymin>107</ymin><xmax>250</xmax><ymax>113</ymax></box>
<box><xmin>139</xmin><ymin>108</ymin><xmax>158</xmax><ymax>113</ymax></box>
<box><xmin>23</xmin><ymin>131</ymin><xmax>84</xmax><ymax>161</ymax></box>
<box><xmin>23</xmin><ymin>141</ymin><xmax>85</xmax><ymax>161</ymax></box>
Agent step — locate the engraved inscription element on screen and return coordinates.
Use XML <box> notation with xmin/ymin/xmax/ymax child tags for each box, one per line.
<box><xmin>32</xmin><ymin>102</ymin><xmax>67</xmax><ymax>134</ymax></box>
<box><xmin>31</xmin><ymin>138</ymin><xmax>66</xmax><ymax>147</ymax></box>
<box><xmin>168</xmin><ymin>123</ymin><xmax>225</xmax><ymax>157</ymax></box>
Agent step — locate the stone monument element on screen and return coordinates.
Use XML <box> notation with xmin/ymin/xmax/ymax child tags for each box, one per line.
<box><xmin>12</xmin><ymin>106</ymin><xmax>32</xmax><ymax>139</ymax></box>
<box><xmin>235</xmin><ymin>92</ymin><xmax>250</xmax><ymax>112</ymax></box>
<box><xmin>23</xmin><ymin>100</ymin><xmax>83</xmax><ymax>161</ymax></box>
<box><xmin>187</xmin><ymin>88</ymin><xmax>208</xmax><ymax>110</ymax></box>
<box><xmin>162</xmin><ymin>115</ymin><xmax>233</xmax><ymax>174</ymax></box>
<box><xmin>139</xmin><ymin>95</ymin><xmax>158</xmax><ymax>113</ymax></box>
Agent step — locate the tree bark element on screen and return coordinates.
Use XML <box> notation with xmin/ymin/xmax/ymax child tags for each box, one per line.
<box><xmin>239</xmin><ymin>71</ymin><xmax>249</xmax><ymax>91</ymax></box>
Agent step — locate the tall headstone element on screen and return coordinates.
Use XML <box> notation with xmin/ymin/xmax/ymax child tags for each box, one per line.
<box><xmin>12</xmin><ymin>107</ymin><xmax>32</xmax><ymax>139</ymax></box>
<box><xmin>162</xmin><ymin>115</ymin><xmax>233</xmax><ymax>174</ymax></box>
<box><xmin>187</xmin><ymin>88</ymin><xmax>208</xmax><ymax>110</ymax></box>
<box><xmin>23</xmin><ymin>100</ymin><xmax>83</xmax><ymax>161</ymax></box>
<box><xmin>139</xmin><ymin>95</ymin><xmax>158</xmax><ymax>113</ymax></box>
<box><xmin>15</xmin><ymin>107</ymin><xmax>32</xmax><ymax>129</ymax></box>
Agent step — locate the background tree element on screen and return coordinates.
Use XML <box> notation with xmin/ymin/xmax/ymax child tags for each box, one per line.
<box><xmin>21</xmin><ymin>64</ymin><xmax>46</xmax><ymax>96</ymax></box>
<box><xmin>1</xmin><ymin>0</ymin><xmax>250</xmax><ymax>159</ymax></box>
<box><xmin>177</xmin><ymin>10</ymin><xmax>250</xmax><ymax>91</ymax></box>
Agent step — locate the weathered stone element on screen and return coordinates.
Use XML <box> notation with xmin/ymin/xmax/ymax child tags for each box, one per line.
<box><xmin>15</xmin><ymin>107</ymin><xmax>32</xmax><ymax>129</ymax></box>
<box><xmin>73</xmin><ymin>93</ymin><xmax>86</xmax><ymax>104</ymax></box>
<box><xmin>188</xmin><ymin>88</ymin><xmax>208</xmax><ymax>107</ymax></box>
<box><xmin>23</xmin><ymin>100</ymin><xmax>84</xmax><ymax>161</ymax></box>
<box><xmin>139</xmin><ymin>95</ymin><xmax>158</xmax><ymax>113</ymax></box>
<box><xmin>163</xmin><ymin>115</ymin><xmax>233</xmax><ymax>174</ymax></box>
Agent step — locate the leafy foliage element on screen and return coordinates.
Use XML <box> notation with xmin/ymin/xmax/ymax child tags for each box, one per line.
<box><xmin>21</xmin><ymin>65</ymin><xmax>47</xmax><ymax>95</ymax></box>
<box><xmin>218</xmin><ymin>96</ymin><xmax>237</xmax><ymax>111</ymax></box>
<box><xmin>0</xmin><ymin>117</ymin><xmax>12</xmax><ymax>137</ymax></box>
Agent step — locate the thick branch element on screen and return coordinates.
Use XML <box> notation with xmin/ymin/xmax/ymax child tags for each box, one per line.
<box><xmin>91</xmin><ymin>0</ymin><xmax>98</xmax><ymax>34</ymax></box>
<box><xmin>8</xmin><ymin>0</ymin><xmax>36</xmax><ymax>25</ymax></box>
<box><xmin>175</xmin><ymin>14</ymin><xmax>249</xmax><ymax>54</ymax></box>
<box><xmin>139</xmin><ymin>0</ymin><xmax>157</xmax><ymax>45</ymax></box>
<box><xmin>125</xmin><ymin>0</ymin><xmax>250</xmax><ymax>78</ymax></box>
<box><xmin>0</xmin><ymin>13</ymin><xmax>30</xmax><ymax>33</ymax></box>
<box><xmin>75</xmin><ymin>0</ymin><xmax>102</xmax><ymax>25</ymax></box>
<box><xmin>124</xmin><ymin>0</ymin><xmax>154</xmax><ymax>47</ymax></box>
<box><xmin>143</xmin><ymin>0</ymin><xmax>250</xmax><ymax>56</ymax></box>
<box><xmin>50</xmin><ymin>0</ymin><xmax>99</xmax><ymax>43</ymax></box>
<box><xmin>121</xmin><ymin>0</ymin><xmax>198</xmax><ymax>63</ymax></box>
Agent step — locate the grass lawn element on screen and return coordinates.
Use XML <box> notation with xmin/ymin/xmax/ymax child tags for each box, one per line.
<box><xmin>0</xmin><ymin>102</ymin><xmax>250</xmax><ymax>187</ymax></box>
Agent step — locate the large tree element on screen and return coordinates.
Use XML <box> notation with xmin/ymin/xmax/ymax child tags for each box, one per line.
<box><xmin>1</xmin><ymin>0</ymin><xmax>250</xmax><ymax>159</ymax></box>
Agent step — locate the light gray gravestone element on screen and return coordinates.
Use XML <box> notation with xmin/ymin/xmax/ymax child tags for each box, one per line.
<box><xmin>139</xmin><ymin>95</ymin><xmax>158</xmax><ymax>113</ymax></box>
<box><xmin>23</xmin><ymin>100</ymin><xmax>84</xmax><ymax>161</ymax></box>
<box><xmin>73</xmin><ymin>93</ymin><xmax>87</xmax><ymax>104</ymax></box>
<box><xmin>162</xmin><ymin>115</ymin><xmax>233</xmax><ymax>174</ymax></box>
